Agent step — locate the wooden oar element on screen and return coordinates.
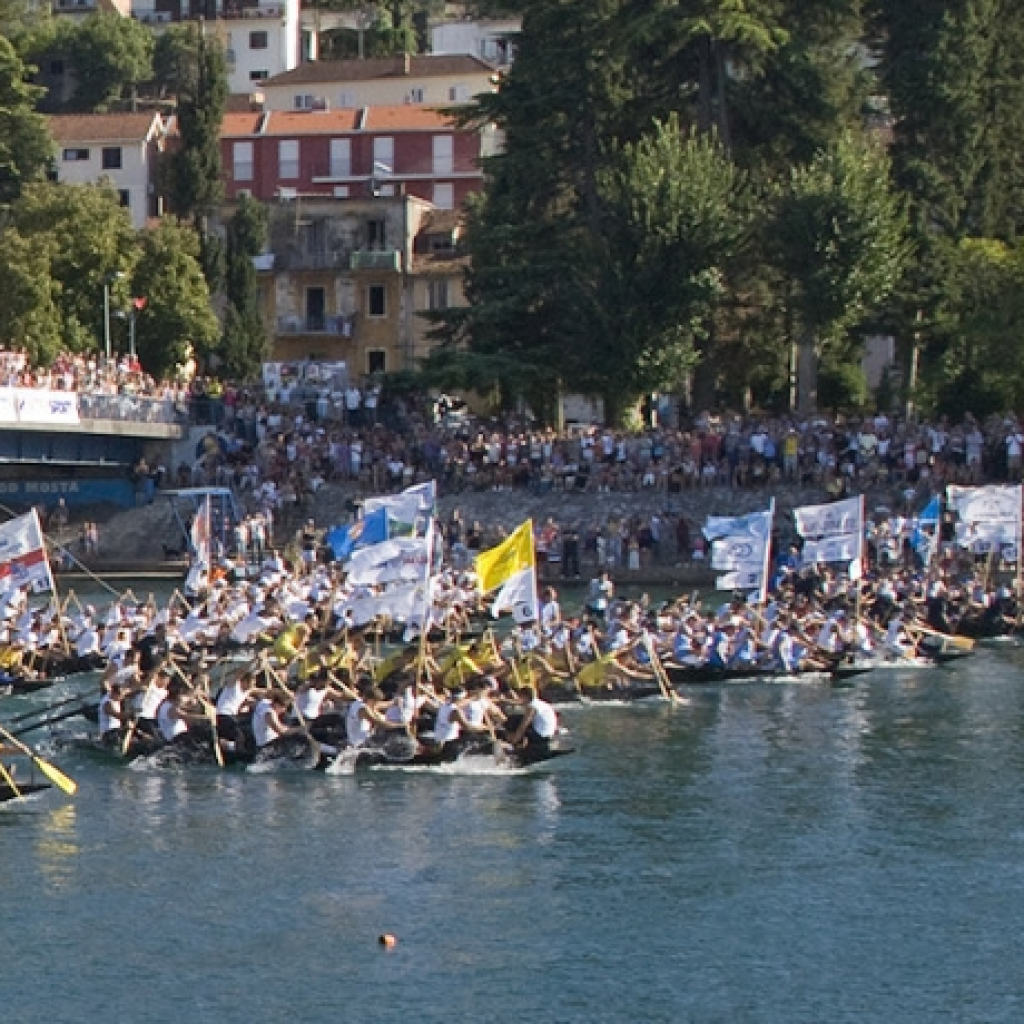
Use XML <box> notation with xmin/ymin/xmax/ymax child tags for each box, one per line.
<box><xmin>642</xmin><ymin>632</ymin><xmax>678</xmax><ymax>704</ymax></box>
<box><xmin>0</xmin><ymin>760</ymin><xmax>22</xmax><ymax>799</ymax></box>
<box><xmin>5</xmin><ymin>689</ymin><xmax>100</xmax><ymax>726</ymax></box>
<box><xmin>908</xmin><ymin>621</ymin><xmax>975</xmax><ymax>651</ymax></box>
<box><xmin>0</xmin><ymin>721</ymin><xmax>76</xmax><ymax>795</ymax></box>
<box><xmin>166</xmin><ymin>661</ymin><xmax>224</xmax><ymax>768</ymax></box>
<box><xmin>11</xmin><ymin>702</ymin><xmax>101</xmax><ymax>739</ymax></box>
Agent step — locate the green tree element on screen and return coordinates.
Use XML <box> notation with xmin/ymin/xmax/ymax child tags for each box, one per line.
<box><xmin>59</xmin><ymin>14</ymin><xmax>154</xmax><ymax>111</ymax></box>
<box><xmin>0</xmin><ymin>36</ymin><xmax>52</xmax><ymax>205</ymax></box>
<box><xmin>131</xmin><ymin>222</ymin><xmax>220</xmax><ymax>379</ymax></box>
<box><xmin>767</xmin><ymin>132</ymin><xmax>909</xmax><ymax>411</ymax></box>
<box><xmin>168</xmin><ymin>24</ymin><xmax>228</xmax><ymax>238</ymax></box>
<box><xmin>10</xmin><ymin>182</ymin><xmax>136</xmax><ymax>353</ymax></box>
<box><xmin>220</xmin><ymin>196</ymin><xmax>269</xmax><ymax>380</ymax></box>
<box><xmin>588</xmin><ymin>118</ymin><xmax>750</xmax><ymax>418</ymax></box>
<box><xmin>0</xmin><ymin>229</ymin><xmax>63</xmax><ymax>363</ymax></box>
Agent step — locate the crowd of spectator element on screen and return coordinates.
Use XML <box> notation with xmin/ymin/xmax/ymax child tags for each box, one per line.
<box><xmin>180</xmin><ymin>391</ymin><xmax>1024</xmax><ymax>506</ymax></box>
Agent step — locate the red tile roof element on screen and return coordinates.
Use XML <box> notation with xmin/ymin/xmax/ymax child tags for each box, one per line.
<box><xmin>263</xmin><ymin>54</ymin><xmax>496</xmax><ymax>87</ymax></box>
<box><xmin>261</xmin><ymin>110</ymin><xmax>362</xmax><ymax>135</ymax></box>
<box><xmin>221</xmin><ymin>112</ymin><xmax>267</xmax><ymax>138</ymax></box>
<box><xmin>47</xmin><ymin>113</ymin><xmax>163</xmax><ymax>144</ymax></box>
<box><xmin>219</xmin><ymin>107</ymin><xmax>463</xmax><ymax>139</ymax></box>
<box><xmin>362</xmin><ymin>106</ymin><xmax>458</xmax><ymax>130</ymax></box>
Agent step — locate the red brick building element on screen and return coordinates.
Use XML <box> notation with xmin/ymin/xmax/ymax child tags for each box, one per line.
<box><xmin>220</xmin><ymin>106</ymin><xmax>487</xmax><ymax>210</ymax></box>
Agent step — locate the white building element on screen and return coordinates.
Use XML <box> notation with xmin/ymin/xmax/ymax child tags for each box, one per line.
<box><xmin>48</xmin><ymin>112</ymin><xmax>169</xmax><ymax>229</ymax></box>
<box><xmin>260</xmin><ymin>53</ymin><xmax>497</xmax><ymax>113</ymax></box>
<box><xmin>430</xmin><ymin>16</ymin><xmax>519</xmax><ymax>67</ymax></box>
<box><xmin>210</xmin><ymin>0</ymin><xmax>311</xmax><ymax>96</ymax></box>
<box><xmin>53</xmin><ymin>0</ymin><xmax>309</xmax><ymax>98</ymax></box>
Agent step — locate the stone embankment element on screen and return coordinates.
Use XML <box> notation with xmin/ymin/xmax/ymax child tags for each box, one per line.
<box><xmin>58</xmin><ymin>479</ymin><xmax>910</xmax><ymax>584</ymax></box>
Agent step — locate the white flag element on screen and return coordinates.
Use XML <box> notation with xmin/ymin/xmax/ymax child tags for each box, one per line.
<box><xmin>947</xmin><ymin>484</ymin><xmax>1022</xmax><ymax>525</ymax></box>
<box><xmin>0</xmin><ymin>510</ymin><xmax>53</xmax><ymax>594</ymax></box>
<box><xmin>711</xmin><ymin>534</ymin><xmax>766</xmax><ymax>571</ymax></box>
<box><xmin>346</xmin><ymin>537</ymin><xmax>431</xmax><ymax>586</ymax></box>
<box><xmin>491</xmin><ymin>565</ymin><xmax>538</xmax><ymax>623</ymax></box>
<box><xmin>716</xmin><ymin>568</ymin><xmax>765</xmax><ymax>591</ymax></box>
<box><xmin>363</xmin><ymin>480</ymin><xmax>437</xmax><ymax>528</ymax></box>
<box><xmin>801</xmin><ymin>532</ymin><xmax>861</xmax><ymax>565</ymax></box>
<box><xmin>704</xmin><ymin>510</ymin><xmax>772</xmax><ymax>542</ymax></box>
<box><xmin>793</xmin><ymin>496</ymin><xmax>862</xmax><ymax>539</ymax></box>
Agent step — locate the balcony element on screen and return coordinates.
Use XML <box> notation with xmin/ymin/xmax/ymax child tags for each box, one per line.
<box><xmin>276</xmin><ymin>315</ymin><xmax>354</xmax><ymax>336</ymax></box>
<box><xmin>279</xmin><ymin>249</ymin><xmax>348</xmax><ymax>271</ymax></box>
<box><xmin>350</xmin><ymin>249</ymin><xmax>401</xmax><ymax>272</ymax></box>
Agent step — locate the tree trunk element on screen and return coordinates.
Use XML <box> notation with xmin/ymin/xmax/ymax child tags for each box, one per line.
<box><xmin>714</xmin><ymin>41</ymin><xmax>731</xmax><ymax>150</ymax></box>
<box><xmin>796</xmin><ymin>331</ymin><xmax>818</xmax><ymax>414</ymax></box>
<box><xmin>697</xmin><ymin>35</ymin><xmax>714</xmax><ymax>134</ymax></box>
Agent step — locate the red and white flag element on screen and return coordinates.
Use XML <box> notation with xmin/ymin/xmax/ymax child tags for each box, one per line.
<box><xmin>0</xmin><ymin>510</ymin><xmax>54</xmax><ymax>594</ymax></box>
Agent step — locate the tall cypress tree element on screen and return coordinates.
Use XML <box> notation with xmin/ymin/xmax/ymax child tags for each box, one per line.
<box><xmin>220</xmin><ymin>196</ymin><xmax>268</xmax><ymax>380</ymax></box>
<box><xmin>167</xmin><ymin>22</ymin><xmax>228</xmax><ymax>288</ymax></box>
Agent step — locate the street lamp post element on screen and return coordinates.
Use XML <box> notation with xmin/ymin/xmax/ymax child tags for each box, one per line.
<box><xmin>103</xmin><ymin>280</ymin><xmax>112</xmax><ymax>362</ymax></box>
<box><xmin>103</xmin><ymin>271</ymin><xmax>126</xmax><ymax>362</ymax></box>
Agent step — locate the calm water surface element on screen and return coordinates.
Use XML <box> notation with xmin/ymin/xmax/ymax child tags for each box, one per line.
<box><xmin>5</xmin><ymin>648</ymin><xmax>1024</xmax><ymax>1022</ymax></box>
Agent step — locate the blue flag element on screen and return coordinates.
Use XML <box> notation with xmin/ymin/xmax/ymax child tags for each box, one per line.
<box><xmin>919</xmin><ymin>495</ymin><xmax>941</xmax><ymax>526</ymax></box>
<box><xmin>325</xmin><ymin>507</ymin><xmax>388</xmax><ymax>562</ymax></box>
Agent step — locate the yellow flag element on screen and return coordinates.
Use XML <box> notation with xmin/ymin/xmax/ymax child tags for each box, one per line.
<box><xmin>475</xmin><ymin>520</ymin><xmax>534</xmax><ymax>593</ymax></box>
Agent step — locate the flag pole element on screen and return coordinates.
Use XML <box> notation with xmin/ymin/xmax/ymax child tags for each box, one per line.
<box><xmin>760</xmin><ymin>498</ymin><xmax>776</xmax><ymax>609</ymax></box>
<box><xmin>415</xmin><ymin>515</ymin><xmax>435</xmax><ymax>686</ymax></box>
<box><xmin>855</xmin><ymin>493</ymin><xmax>865</xmax><ymax>622</ymax></box>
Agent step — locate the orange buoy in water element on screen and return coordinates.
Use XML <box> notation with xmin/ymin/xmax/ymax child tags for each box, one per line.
<box><xmin>379</xmin><ymin>933</ymin><xmax>397</xmax><ymax>948</ymax></box>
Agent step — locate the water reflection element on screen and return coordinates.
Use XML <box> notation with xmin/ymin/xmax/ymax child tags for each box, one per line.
<box><xmin>35</xmin><ymin>803</ymin><xmax>78</xmax><ymax>891</ymax></box>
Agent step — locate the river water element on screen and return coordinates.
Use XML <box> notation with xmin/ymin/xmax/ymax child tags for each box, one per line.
<box><xmin>5</xmin><ymin>646</ymin><xmax>1024</xmax><ymax>1022</ymax></box>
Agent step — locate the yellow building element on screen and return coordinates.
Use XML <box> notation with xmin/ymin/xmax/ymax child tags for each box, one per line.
<box><xmin>230</xmin><ymin>194</ymin><xmax>467</xmax><ymax>381</ymax></box>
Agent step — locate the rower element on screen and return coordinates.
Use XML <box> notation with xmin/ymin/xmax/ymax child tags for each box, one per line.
<box><xmin>132</xmin><ymin>666</ymin><xmax>172</xmax><ymax>740</ymax></box>
<box><xmin>462</xmin><ymin>677</ymin><xmax>505</xmax><ymax>740</ymax></box>
<box><xmin>506</xmin><ymin>685</ymin><xmax>559</xmax><ymax>753</ymax></box>
<box><xmin>156</xmin><ymin>681</ymin><xmax>212</xmax><ymax>745</ymax></box>
<box><xmin>97</xmin><ymin>682</ymin><xmax>129</xmax><ymax>748</ymax></box>
<box><xmin>431</xmin><ymin>686</ymin><xmax>470</xmax><ymax>758</ymax></box>
<box><xmin>251</xmin><ymin>690</ymin><xmax>304</xmax><ymax>749</ymax></box>
<box><xmin>134</xmin><ymin>622</ymin><xmax>172</xmax><ymax>674</ymax></box>
<box><xmin>215</xmin><ymin>669</ymin><xmax>259</xmax><ymax>747</ymax></box>
<box><xmin>344</xmin><ymin>680</ymin><xmax>388</xmax><ymax>749</ymax></box>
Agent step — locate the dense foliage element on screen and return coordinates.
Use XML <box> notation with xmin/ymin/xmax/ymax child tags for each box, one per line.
<box><xmin>425</xmin><ymin>0</ymin><xmax>1024</xmax><ymax>420</ymax></box>
<box><xmin>3</xmin><ymin>1</ymin><xmax>1024</xmax><ymax>414</ymax></box>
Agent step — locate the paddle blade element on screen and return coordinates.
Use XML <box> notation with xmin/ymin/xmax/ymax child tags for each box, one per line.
<box><xmin>32</xmin><ymin>756</ymin><xmax>77</xmax><ymax>796</ymax></box>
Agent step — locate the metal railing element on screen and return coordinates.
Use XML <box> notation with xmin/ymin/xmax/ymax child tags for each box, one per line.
<box><xmin>78</xmin><ymin>393</ymin><xmax>184</xmax><ymax>425</ymax></box>
<box><xmin>276</xmin><ymin>314</ymin><xmax>355</xmax><ymax>335</ymax></box>
<box><xmin>350</xmin><ymin>249</ymin><xmax>402</xmax><ymax>272</ymax></box>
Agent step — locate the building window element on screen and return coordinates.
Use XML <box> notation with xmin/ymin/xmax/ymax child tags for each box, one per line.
<box><xmin>250</xmin><ymin>69</ymin><xmax>269</xmax><ymax>81</ymax></box>
<box><xmin>448</xmin><ymin>84</ymin><xmax>469</xmax><ymax>102</ymax></box>
<box><xmin>407</xmin><ymin>87</ymin><xmax>424</xmax><ymax>103</ymax></box>
<box><xmin>62</xmin><ymin>148</ymin><xmax>89</xmax><ymax>162</ymax></box>
<box><xmin>249</xmin><ymin>31</ymin><xmax>268</xmax><ymax>49</ymax></box>
<box><xmin>427</xmin><ymin>279</ymin><xmax>450</xmax><ymax>311</ymax></box>
<box><xmin>367</xmin><ymin>350</ymin><xmax>387</xmax><ymax>375</ymax></box>
<box><xmin>367</xmin><ymin>219</ymin><xmax>386</xmax><ymax>250</ymax></box>
<box><xmin>329</xmin><ymin>138</ymin><xmax>351</xmax><ymax>178</ymax></box>
<box><xmin>432</xmin><ymin>182</ymin><xmax>454</xmax><ymax>210</ymax></box>
<box><xmin>233</xmin><ymin>141</ymin><xmax>254</xmax><ymax>181</ymax></box>
<box><xmin>432</xmin><ymin>135</ymin><xmax>453</xmax><ymax>175</ymax></box>
<box><xmin>295</xmin><ymin>94</ymin><xmax>312</xmax><ymax>110</ymax></box>
<box><xmin>118</xmin><ymin>189</ymin><xmax>130</xmax><ymax>208</ymax></box>
<box><xmin>372</xmin><ymin>136</ymin><xmax>394</xmax><ymax>174</ymax></box>
<box><xmin>279</xmin><ymin>139</ymin><xmax>299</xmax><ymax>179</ymax></box>
<box><xmin>367</xmin><ymin>285</ymin><xmax>386</xmax><ymax>317</ymax></box>
<box><xmin>338</xmin><ymin>90</ymin><xmax>356</xmax><ymax>108</ymax></box>
<box><xmin>102</xmin><ymin>147</ymin><xmax>122</xmax><ymax>170</ymax></box>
